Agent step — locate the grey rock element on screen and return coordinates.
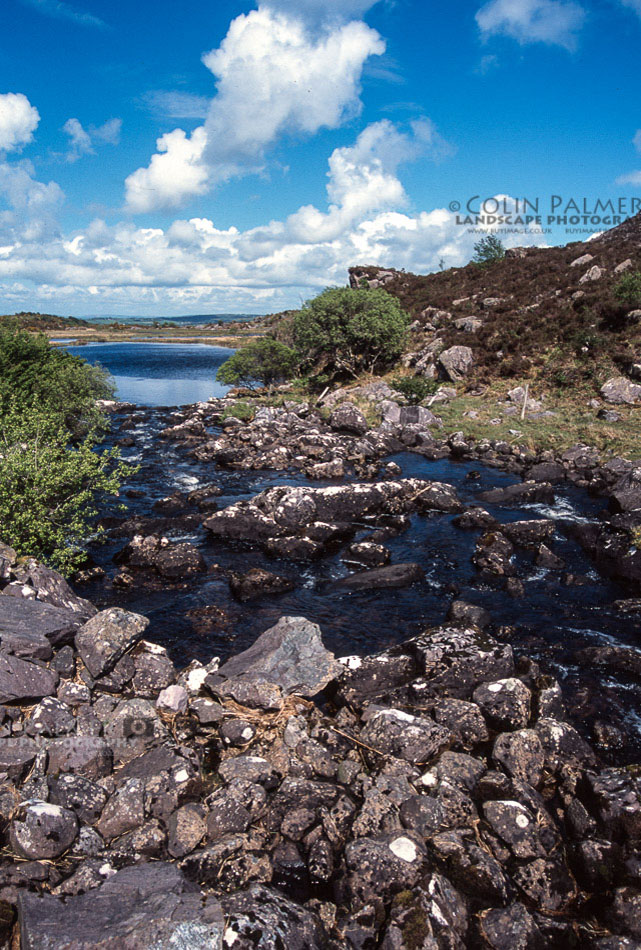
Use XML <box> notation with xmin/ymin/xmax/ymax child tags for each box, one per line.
<box><xmin>11</xmin><ymin>801</ymin><xmax>78</xmax><ymax>860</ymax></box>
<box><xmin>0</xmin><ymin>651</ymin><xmax>58</xmax><ymax>703</ymax></box>
<box><xmin>336</xmin><ymin>562</ymin><xmax>425</xmax><ymax>591</ymax></box>
<box><xmin>492</xmin><ymin>730</ymin><xmax>544</xmax><ymax>786</ymax></box>
<box><xmin>0</xmin><ymin>597</ymin><xmax>82</xmax><ymax>654</ymax></box>
<box><xmin>439</xmin><ymin>345</ymin><xmax>474</xmax><ymax>381</ymax></box>
<box><xmin>26</xmin><ymin>697</ymin><xmax>76</xmax><ymax>737</ymax></box>
<box><xmin>46</xmin><ymin>736</ymin><xmax>113</xmax><ymax>780</ymax></box>
<box><xmin>433</xmin><ymin>697</ymin><xmax>489</xmax><ymax>750</ymax></box>
<box><xmin>345</xmin><ymin>833</ymin><xmax>427</xmax><ymax>904</ymax></box>
<box><xmin>168</xmin><ymin>802</ymin><xmax>207</xmax><ymax>858</ymax></box>
<box><xmin>601</xmin><ymin>377</ymin><xmax>641</xmax><ymax>405</ymax></box>
<box><xmin>0</xmin><ymin>736</ymin><xmax>38</xmax><ymax>781</ymax></box>
<box><xmin>479</xmin><ymin>902</ymin><xmax>546</xmax><ymax>949</ymax></box>
<box><xmin>222</xmin><ymin>883</ymin><xmax>326</xmax><ymax>950</ymax></box>
<box><xmin>410</xmin><ymin>626</ymin><xmax>515</xmax><ymax>699</ymax></box>
<box><xmin>360</xmin><ymin>708</ymin><xmax>451</xmax><ymax>764</ymax></box>
<box><xmin>18</xmin><ymin>863</ymin><xmax>224</xmax><ymax>949</ymax></box>
<box><xmin>9</xmin><ymin>559</ymin><xmax>96</xmax><ymax>619</ymax></box>
<box><xmin>229</xmin><ymin>567</ymin><xmax>295</xmax><ymax>602</ymax></box>
<box><xmin>473</xmin><ymin>678</ymin><xmax>532</xmax><ymax>731</ymax></box>
<box><xmin>329</xmin><ymin>402</ymin><xmax>368</xmax><ymax>435</ymax></box>
<box><xmin>49</xmin><ymin>773</ymin><xmax>108</xmax><ymax>823</ymax></box>
<box><xmin>75</xmin><ymin>607</ymin><xmax>149</xmax><ymax>678</ymax></box>
<box><xmin>211</xmin><ymin>616</ymin><xmax>339</xmax><ymax>698</ymax></box>
<box><xmin>95</xmin><ymin>778</ymin><xmax>145</xmax><ymax>840</ymax></box>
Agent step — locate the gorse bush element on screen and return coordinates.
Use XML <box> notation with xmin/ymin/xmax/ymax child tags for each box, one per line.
<box><xmin>391</xmin><ymin>375</ymin><xmax>438</xmax><ymax>404</ymax></box>
<box><xmin>293</xmin><ymin>287</ymin><xmax>409</xmax><ymax>380</ymax></box>
<box><xmin>0</xmin><ymin>324</ymin><xmax>129</xmax><ymax>573</ymax></box>
<box><xmin>216</xmin><ymin>338</ymin><xmax>298</xmax><ymax>390</ymax></box>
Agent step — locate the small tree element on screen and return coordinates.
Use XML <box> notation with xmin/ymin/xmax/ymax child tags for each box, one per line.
<box><xmin>216</xmin><ymin>338</ymin><xmax>298</xmax><ymax>390</ymax></box>
<box><xmin>0</xmin><ymin>404</ymin><xmax>129</xmax><ymax>574</ymax></box>
<box><xmin>293</xmin><ymin>287</ymin><xmax>409</xmax><ymax>380</ymax></box>
<box><xmin>614</xmin><ymin>271</ymin><xmax>641</xmax><ymax>309</ymax></box>
<box><xmin>471</xmin><ymin>235</ymin><xmax>506</xmax><ymax>267</ymax></box>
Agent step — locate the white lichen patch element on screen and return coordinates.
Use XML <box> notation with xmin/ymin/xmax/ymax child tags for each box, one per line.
<box><xmin>389</xmin><ymin>836</ymin><xmax>418</xmax><ymax>863</ymax></box>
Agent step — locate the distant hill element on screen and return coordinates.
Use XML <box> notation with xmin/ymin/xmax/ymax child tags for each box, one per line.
<box><xmin>348</xmin><ymin>214</ymin><xmax>641</xmax><ymax>391</ymax></box>
<box><xmin>0</xmin><ymin>312</ymin><xmax>90</xmax><ymax>331</ymax></box>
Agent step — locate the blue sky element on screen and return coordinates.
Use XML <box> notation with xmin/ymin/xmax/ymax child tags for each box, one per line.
<box><xmin>0</xmin><ymin>0</ymin><xmax>640</xmax><ymax>316</ymax></box>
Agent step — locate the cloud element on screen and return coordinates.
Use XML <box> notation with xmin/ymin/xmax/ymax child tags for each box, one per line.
<box><xmin>0</xmin><ymin>93</ymin><xmax>40</xmax><ymax>153</ymax></box>
<box><xmin>615</xmin><ymin>129</ymin><xmax>641</xmax><ymax>186</ymax></box>
<box><xmin>125</xmin><ymin>127</ymin><xmax>209</xmax><ymax>213</ymax></box>
<box><xmin>141</xmin><ymin>91</ymin><xmax>211</xmax><ymax>120</ymax></box>
<box><xmin>125</xmin><ymin>5</ymin><xmax>384</xmax><ymax>212</ymax></box>
<box><xmin>264</xmin><ymin>0</ymin><xmax>381</xmax><ymax>23</ymax></box>
<box><xmin>19</xmin><ymin>0</ymin><xmax>107</xmax><ymax>28</ymax></box>
<box><xmin>634</xmin><ymin>129</ymin><xmax>641</xmax><ymax>152</ymax></box>
<box><xmin>620</xmin><ymin>0</ymin><xmax>641</xmax><ymax>16</ymax></box>
<box><xmin>476</xmin><ymin>0</ymin><xmax>586</xmax><ymax>49</ymax></box>
<box><xmin>62</xmin><ymin>117</ymin><xmax>121</xmax><ymax>162</ymax></box>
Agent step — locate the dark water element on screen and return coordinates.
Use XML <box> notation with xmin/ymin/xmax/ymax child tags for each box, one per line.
<box><xmin>64</xmin><ymin>342</ymin><xmax>235</xmax><ymax>406</ymax></box>
<box><xmin>81</xmin><ymin>407</ymin><xmax>641</xmax><ymax>762</ymax></box>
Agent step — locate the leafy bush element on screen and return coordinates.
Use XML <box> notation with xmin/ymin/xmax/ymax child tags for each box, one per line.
<box><xmin>391</xmin><ymin>375</ymin><xmax>438</xmax><ymax>404</ymax></box>
<box><xmin>0</xmin><ymin>405</ymin><xmax>129</xmax><ymax>574</ymax></box>
<box><xmin>216</xmin><ymin>338</ymin><xmax>298</xmax><ymax>390</ymax></box>
<box><xmin>0</xmin><ymin>322</ymin><xmax>114</xmax><ymax>434</ymax></box>
<box><xmin>222</xmin><ymin>401</ymin><xmax>254</xmax><ymax>422</ymax></box>
<box><xmin>614</xmin><ymin>271</ymin><xmax>641</xmax><ymax>309</ymax></box>
<box><xmin>293</xmin><ymin>287</ymin><xmax>409</xmax><ymax>380</ymax></box>
<box><xmin>471</xmin><ymin>235</ymin><xmax>506</xmax><ymax>267</ymax></box>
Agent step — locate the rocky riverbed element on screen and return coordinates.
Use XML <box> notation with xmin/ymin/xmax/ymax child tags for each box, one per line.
<box><xmin>2</xmin><ymin>386</ymin><xmax>641</xmax><ymax>947</ymax></box>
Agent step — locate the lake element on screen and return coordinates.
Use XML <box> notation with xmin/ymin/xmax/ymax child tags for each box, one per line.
<box><xmin>64</xmin><ymin>341</ymin><xmax>236</xmax><ymax>406</ymax></box>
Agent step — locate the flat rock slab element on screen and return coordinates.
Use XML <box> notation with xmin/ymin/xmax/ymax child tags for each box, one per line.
<box><xmin>0</xmin><ymin>651</ymin><xmax>58</xmax><ymax>703</ymax></box>
<box><xmin>0</xmin><ymin>597</ymin><xmax>82</xmax><ymax>655</ymax></box>
<box><xmin>18</xmin><ymin>863</ymin><xmax>224</xmax><ymax>949</ymax></box>
<box><xmin>212</xmin><ymin>616</ymin><xmax>339</xmax><ymax>698</ymax></box>
<box><xmin>336</xmin><ymin>562</ymin><xmax>425</xmax><ymax>591</ymax></box>
<box><xmin>75</xmin><ymin>607</ymin><xmax>150</xmax><ymax>678</ymax></box>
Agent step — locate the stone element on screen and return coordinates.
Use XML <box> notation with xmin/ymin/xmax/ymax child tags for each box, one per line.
<box><xmin>343</xmin><ymin>541</ymin><xmax>391</xmax><ymax>568</ymax></box>
<box><xmin>483</xmin><ymin>800</ymin><xmax>544</xmax><ymax>860</ymax></box>
<box><xmin>607</xmin><ymin>887</ymin><xmax>641</xmax><ymax>939</ymax></box>
<box><xmin>335</xmin><ymin>562</ymin><xmax>425</xmax><ymax>591</ymax></box>
<box><xmin>167</xmin><ymin>803</ymin><xmax>207</xmax><ymax>858</ymax></box>
<box><xmin>157</xmin><ymin>684</ymin><xmax>189</xmax><ymax>713</ymax></box>
<box><xmin>492</xmin><ymin>730</ymin><xmax>544</xmax><ymax>786</ymax></box>
<box><xmin>447</xmin><ymin>600</ymin><xmax>490</xmax><ymax>629</ymax></box>
<box><xmin>131</xmin><ymin>642</ymin><xmax>176</xmax><ymax>697</ymax></box>
<box><xmin>11</xmin><ymin>801</ymin><xmax>78</xmax><ymax>860</ymax></box>
<box><xmin>96</xmin><ymin>778</ymin><xmax>145</xmax><ymax>840</ymax></box>
<box><xmin>439</xmin><ymin>345</ymin><xmax>474</xmax><ymax>381</ymax></box>
<box><xmin>513</xmin><ymin>857</ymin><xmax>577</xmax><ymax>912</ymax></box>
<box><xmin>222</xmin><ymin>883</ymin><xmax>326</xmax><ymax>950</ymax></box>
<box><xmin>479</xmin><ymin>902</ymin><xmax>546</xmax><ymax>949</ymax></box>
<box><xmin>46</xmin><ymin>736</ymin><xmax>113</xmax><ymax>780</ymax></box>
<box><xmin>570</xmin><ymin>253</ymin><xmax>594</xmax><ymax>268</ymax></box>
<box><xmin>474</xmin><ymin>532</ymin><xmax>515</xmax><ymax>576</ymax></box>
<box><xmin>535</xmin><ymin>717</ymin><xmax>596</xmax><ymax>771</ymax></box>
<box><xmin>8</xmin><ymin>559</ymin><xmax>96</xmax><ymax>618</ymax></box>
<box><xmin>344</xmin><ymin>833</ymin><xmax>427</xmax><ymax>905</ymax></box>
<box><xmin>601</xmin><ymin>377</ymin><xmax>641</xmax><ymax>405</ymax></box>
<box><xmin>49</xmin><ymin>773</ymin><xmax>109</xmax><ymax>824</ymax></box>
<box><xmin>26</xmin><ymin>697</ymin><xmax>76</xmax><ymax>737</ymax></box>
<box><xmin>229</xmin><ymin>568</ymin><xmax>295</xmax><ymax>601</ymax></box>
<box><xmin>0</xmin><ymin>736</ymin><xmax>38</xmax><ymax>781</ymax></box>
<box><xmin>75</xmin><ymin>607</ymin><xmax>149</xmax><ymax>678</ymax></box>
<box><xmin>473</xmin><ymin>678</ymin><xmax>532</xmax><ymax>730</ymax></box>
<box><xmin>410</xmin><ymin>626</ymin><xmax>515</xmax><ymax>699</ymax></box>
<box><xmin>329</xmin><ymin>402</ymin><xmax>369</xmax><ymax>435</ymax></box>
<box><xmin>430</xmin><ymin>830</ymin><xmax>508</xmax><ymax>903</ymax></box>
<box><xmin>210</xmin><ymin>616</ymin><xmax>339</xmax><ymax>698</ymax></box>
<box><xmin>360</xmin><ymin>708</ymin><xmax>452</xmax><ymax>764</ymax></box>
<box><xmin>579</xmin><ymin>264</ymin><xmax>603</xmax><ymax>283</ymax></box>
<box><xmin>219</xmin><ymin>755</ymin><xmax>279</xmax><ymax>788</ymax></box>
<box><xmin>0</xmin><ymin>651</ymin><xmax>58</xmax><ymax>703</ymax></box>
<box><xmin>433</xmin><ymin>698</ymin><xmax>489</xmax><ymax>749</ymax></box>
<box><xmin>0</xmin><ymin>597</ymin><xmax>82</xmax><ymax>652</ymax></box>
<box><xmin>17</xmin><ymin>863</ymin><xmax>225</xmax><ymax>949</ymax></box>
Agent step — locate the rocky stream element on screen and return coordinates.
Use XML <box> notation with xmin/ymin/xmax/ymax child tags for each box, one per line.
<box><xmin>1</xmin><ymin>384</ymin><xmax>641</xmax><ymax>948</ymax></box>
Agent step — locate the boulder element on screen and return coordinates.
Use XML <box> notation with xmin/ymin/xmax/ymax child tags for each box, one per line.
<box><xmin>335</xmin><ymin>562</ymin><xmax>425</xmax><ymax>591</ymax></box>
<box><xmin>601</xmin><ymin>377</ymin><xmax>641</xmax><ymax>405</ymax></box>
<box><xmin>329</xmin><ymin>402</ymin><xmax>369</xmax><ymax>435</ymax></box>
<box><xmin>0</xmin><ymin>651</ymin><xmax>58</xmax><ymax>703</ymax></box>
<box><xmin>8</xmin><ymin>559</ymin><xmax>96</xmax><ymax>618</ymax></box>
<box><xmin>222</xmin><ymin>884</ymin><xmax>326</xmax><ymax>950</ymax></box>
<box><xmin>0</xmin><ymin>597</ymin><xmax>81</xmax><ymax>653</ymax></box>
<box><xmin>439</xmin><ymin>346</ymin><xmax>474</xmax><ymax>382</ymax></box>
<box><xmin>360</xmin><ymin>708</ymin><xmax>452</xmax><ymax>764</ymax></box>
<box><xmin>17</xmin><ymin>863</ymin><xmax>224</xmax><ymax>949</ymax></box>
<box><xmin>75</xmin><ymin>607</ymin><xmax>149</xmax><ymax>678</ymax></box>
<box><xmin>229</xmin><ymin>568</ymin><xmax>295</xmax><ymax>601</ymax></box>
<box><xmin>409</xmin><ymin>626</ymin><xmax>515</xmax><ymax>699</ymax></box>
<box><xmin>473</xmin><ymin>678</ymin><xmax>532</xmax><ymax>730</ymax></box>
<box><xmin>209</xmin><ymin>616</ymin><xmax>339</xmax><ymax>698</ymax></box>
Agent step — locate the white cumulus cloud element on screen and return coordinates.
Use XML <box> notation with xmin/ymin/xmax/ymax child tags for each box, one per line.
<box><xmin>476</xmin><ymin>0</ymin><xmax>586</xmax><ymax>49</ymax></box>
<box><xmin>0</xmin><ymin>93</ymin><xmax>40</xmax><ymax>153</ymax></box>
<box><xmin>125</xmin><ymin>4</ymin><xmax>384</xmax><ymax>212</ymax></box>
<box><xmin>62</xmin><ymin>117</ymin><xmax>121</xmax><ymax>162</ymax></box>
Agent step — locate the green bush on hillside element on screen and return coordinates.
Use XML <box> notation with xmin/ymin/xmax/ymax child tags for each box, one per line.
<box><xmin>0</xmin><ymin>324</ymin><xmax>129</xmax><ymax>573</ymax></box>
<box><xmin>614</xmin><ymin>271</ymin><xmax>641</xmax><ymax>309</ymax></box>
<box><xmin>293</xmin><ymin>287</ymin><xmax>409</xmax><ymax>380</ymax></box>
<box><xmin>391</xmin><ymin>375</ymin><xmax>438</xmax><ymax>404</ymax></box>
<box><xmin>216</xmin><ymin>338</ymin><xmax>298</xmax><ymax>390</ymax></box>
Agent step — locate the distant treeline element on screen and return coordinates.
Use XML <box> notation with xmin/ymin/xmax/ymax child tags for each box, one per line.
<box><xmin>0</xmin><ymin>312</ymin><xmax>90</xmax><ymax>330</ymax></box>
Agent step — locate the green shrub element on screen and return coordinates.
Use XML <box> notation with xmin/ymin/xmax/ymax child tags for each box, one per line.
<box><xmin>293</xmin><ymin>287</ymin><xmax>409</xmax><ymax>380</ymax></box>
<box><xmin>222</xmin><ymin>402</ymin><xmax>254</xmax><ymax>422</ymax></box>
<box><xmin>0</xmin><ymin>322</ymin><xmax>114</xmax><ymax>434</ymax></box>
<box><xmin>614</xmin><ymin>271</ymin><xmax>641</xmax><ymax>309</ymax></box>
<box><xmin>391</xmin><ymin>375</ymin><xmax>438</xmax><ymax>404</ymax></box>
<box><xmin>0</xmin><ymin>405</ymin><xmax>130</xmax><ymax>574</ymax></box>
<box><xmin>471</xmin><ymin>235</ymin><xmax>506</xmax><ymax>268</ymax></box>
<box><xmin>216</xmin><ymin>338</ymin><xmax>298</xmax><ymax>390</ymax></box>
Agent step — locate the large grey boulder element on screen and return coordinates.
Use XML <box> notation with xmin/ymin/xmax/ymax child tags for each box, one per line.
<box><xmin>7</xmin><ymin>559</ymin><xmax>96</xmax><ymax>618</ymax></box>
<box><xmin>221</xmin><ymin>883</ymin><xmax>326</xmax><ymax>950</ymax></box>
<box><xmin>0</xmin><ymin>597</ymin><xmax>82</xmax><ymax>656</ymax></box>
<box><xmin>75</xmin><ymin>607</ymin><xmax>149</xmax><ymax>678</ymax></box>
<box><xmin>209</xmin><ymin>616</ymin><xmax>339</xmax><ymax>698</ymax></box>
<box><xmin>329</xmin><ymin>402</ymin><xmax>369</xmax><ymax>435</ymax></box>
<box><xmin>18</xmin><ymin>863</ymin><xmax>225</xmax><ymax>949</ymax></box>
<box><xmin>336</xmin><ymin>562</ymin><xmax>425</xmax><ymax>591</ymax></box>
<box><xmin>601</xmin><ymin>377</ymin><xmax>641</xmax><ymax>405</ymax></box>
<box><xmin>0</xmin><ymin>651</ymin><xmax>58</xmax><ymax>703</ymax></box>
<box><xmin>409</xmin><ymin>626</ymin><xmax>515</xmax><ymax>699</ymax></box>
<box><xmin>439</xmin><ymin>346</ymin><xmax>474</xmax><ymax>381</ymax></box>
